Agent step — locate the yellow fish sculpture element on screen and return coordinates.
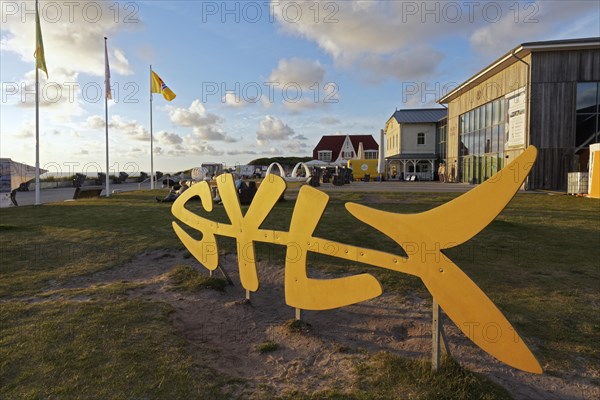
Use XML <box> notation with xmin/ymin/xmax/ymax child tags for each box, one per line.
<box><xmin>171</xmin><ymin>146</ymin><xmax>542</xmax><ymax>374</ymax></box>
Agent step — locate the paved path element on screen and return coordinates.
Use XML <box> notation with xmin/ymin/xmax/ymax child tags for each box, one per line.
<box><xmin>9</xmin><ymin>180</ymin><xmax>537</xmax><ymax>207</ymax></box>
<box><xmin>11</xmin><ymin>182</ymin><xmax>156</xmax><ymax>206</ymax></box>
<box><xmin>316</xmin><ymin>181</ymin><xmax>476</xmax><ymax>193</ymax></box>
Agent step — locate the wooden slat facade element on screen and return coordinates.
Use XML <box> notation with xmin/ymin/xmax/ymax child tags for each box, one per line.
<box><xmin>529</xmin><ymin>49</ymin><xmax>600</xmax><ymax>190</ymax></box>
<box><xmin>444</xmin><ymin>47</ymin><xmax>600</xmax><ymax>190</ymax></box>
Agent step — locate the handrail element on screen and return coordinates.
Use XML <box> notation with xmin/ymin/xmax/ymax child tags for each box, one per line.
<box><xmin>138</xmin><ymin>177</ymin><xmax>152</xmax><ymax>190</ymax></box>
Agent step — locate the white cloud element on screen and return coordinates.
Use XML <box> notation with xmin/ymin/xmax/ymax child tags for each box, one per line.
<box><xmin>192</xmin><ymin>125</ymin><xmax>236</xmax><ymax>143</ymax></box>
<box><xmin>167</xmin><ymin>136</ymin><xmax>224</xmax><ymax>157</ymax></box>
<box><xmin>320</xmin><ymin>116</ymin><xmax>340</xmax><ymax>125</ymax></box>
<box><xmin>270</xmin><ymin>1</ymin><xmax>444</xmax><ymax>81</ymax></box>
<box><xmin>270</xmin><ymin>0</ymin><xmax>598</xmax><ymax>82</ymax></box>
<box><xmin>110</xmin><ymin>116</ymin><xmax>149</xmax><ymax>141</ymax></box>
<box><xmin>283</xmin><ymin>140</ymin><xmax>309</xmax><ymax>154</ymax></box>
<box><xmin>1</xmin><ymin>1</ymin><xmax>134</xmax><ymax>77</ymax></box>
<box><xmin>88</xmin><ymin>114</ymin><xmax>149</xmax><ymax>141</ymax></box>
<box><xmin>256</xmin><ymin>115</ymin><xmax>295</xmax><ymax>145</ymax></box>
<box><xmin>11</xmin><ymin>68</ymin><xmax>88</xmax><ymax>122</ymax></box>
<box><xmin>262</xmin><ymin>147</ymin><xmax>284</xmax><ymax>156</ymax></box>
<box><xmin>359</xmin><ymin>48</ymin><xmax>443</xmax><ymax>83</ymax></box>
<box><xmin>87</xmin><ymin>115</ymin><xmax>105</xmax><ymax>129</ymax></box>
<box><xmin>268</xmin><ymin>58</ymin><xmax>333</xmax><ymax>110</ymax></box>
<box><xmin>168</xmin><ymin>100</ymin><xmax>236</xmax><ymax>142</ymax></box>
<box><xmin>120</xmin><ymin>147</ymin><xmax>147</xmax><ymax>159</ymax></box>
<box><xmin>158</xmin><ymin>131</ymin><xmax>183</xmax><ymax>145</ymax></box>
<box><xmin>283</xmin><ymin>97</ymin><xmax>332</xmax><ymax>113</ymax></box>
<box><xmin>13</xmin><ymin>122</ymin><xmax>34</xmax><ymax>138</ymax></box>
<box><xmin>112</xmin><ymin>49</ymin><xmax>130</xmax><ymax>74</ymax></box>
<box><xmin>223</xmin><ymin>92</ymin><xmax>248</xmax><ymax>108</ymax></box>
<box><xmin>169</xmin><ymin>100</ymin><xmax>219</xmax><ymax>127</ymax></box>
<box><xmin>269</xmin><ymin>58</ymin><xmax>326</xmax><ymax>88</ymax></box>
<box><xmin>227</xmin><ymin>149</ymin><xmax>257</xmax><ymax>156</ymax></box>
<box><xmin>1</xmin><ymin>1</ymin><xmax>136</xmax><ymax>123</ymax></box>
<box><xmin>469</xmin><ymin>1</ymin><xmax>600</xmax><ymax>56</ymax></box>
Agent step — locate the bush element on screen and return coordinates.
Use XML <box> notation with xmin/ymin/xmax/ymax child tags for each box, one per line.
<box><xmin>167</xmin><ymin>265</ymin><xmax>226</xmax><ymax>292</ymax></box>
<box><xmin>257</xmin><ymin>341</ymin><xmax>279</xmax><ymax>354</ymax></box>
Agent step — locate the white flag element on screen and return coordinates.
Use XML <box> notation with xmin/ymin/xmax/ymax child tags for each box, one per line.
<box><xmin>104</xmin><ymin>38</ymin><xmax>112</xmax><ymax>100</ymax></box>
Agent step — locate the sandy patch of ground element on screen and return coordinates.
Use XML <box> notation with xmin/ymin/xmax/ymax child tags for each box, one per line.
<box><xmin>49</xmin><ymin>249</ymin><xmax>600</xmax><ymax>399</ymax></box>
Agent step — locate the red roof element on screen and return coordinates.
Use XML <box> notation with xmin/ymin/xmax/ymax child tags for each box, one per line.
<box><xmin>349</xmin><ymin>135</ymin><xmax>378</xmax><ymax>152</ymax></box>
<box><xmin>313</xmin><ymin>135</ymin><xmax>346</xmax><ymax>161</ymax></box>
<box><xmin>313</xmin><ymin>135</ymin><xmax>378</xmax><ymax>161</ymax></box>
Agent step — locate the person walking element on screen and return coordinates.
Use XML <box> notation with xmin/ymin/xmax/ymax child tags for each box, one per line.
<box><xmin>438</xmin><ymin>163</ymin><xmax>446</xmax><ymax>183</ymax></box>
<box><xmin>10</xmin><ymin>189</ymin><xmax>18</xmax><ymax>206</ymax></box>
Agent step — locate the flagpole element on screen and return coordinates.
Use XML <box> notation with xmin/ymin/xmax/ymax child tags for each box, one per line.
<box><xmin>150</xmin><ymin>64</ymin><xmax>154</xmax><ymax>190</ymax></box>
<box><xmin>104</xmin><ymin>37</ymin><xmax>110</xmax><ymax>197</ymax></box>
<box><xmin>378</xmin><ymin>128</ymin><xmax>385</xmax><ymax>183</ymax></box>
<box><xmin>35</xmin><ymin>54</ymin><xmax>40</xmax><ymax>205</ymax></box>
<box><xmin>34</xmin><ymin>0</ymin><xmax>40</xmax><ymax>206</ymax></box>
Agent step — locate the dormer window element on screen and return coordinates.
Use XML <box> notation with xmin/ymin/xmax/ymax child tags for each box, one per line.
<box><xmin>318</xmin><ymin>150</ymin><xmax>332</xmax><ymax>162</ymax></box>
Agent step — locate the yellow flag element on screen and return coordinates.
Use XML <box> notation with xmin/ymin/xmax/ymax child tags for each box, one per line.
<box><xmin>151</xmin><ymin>70</ymin><xmax>176</xmax><ymax>101</ymax></box>
<box><xmin>35</xmin><ymin>0</ymin><xmax>48</xmax><ymax>78</ymax></box>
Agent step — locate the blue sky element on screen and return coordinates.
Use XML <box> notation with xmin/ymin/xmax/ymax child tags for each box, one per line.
<box><xmin>1</xmin><ymin>0</ymin><xmax>599</xmax><ymax>175</ymax></box>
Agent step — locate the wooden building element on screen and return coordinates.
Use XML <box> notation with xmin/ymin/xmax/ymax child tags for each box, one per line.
<box><xmin>438</xmin><ymin>37</ymin><xmax>600</xmax><ymax>190</ymax></box>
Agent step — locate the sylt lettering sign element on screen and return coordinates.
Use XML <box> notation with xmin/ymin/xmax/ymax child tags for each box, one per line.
<box><xmin>171</xmin><ymin>146</ymin><xmax>542</xmax><ymax>374</ymax></box>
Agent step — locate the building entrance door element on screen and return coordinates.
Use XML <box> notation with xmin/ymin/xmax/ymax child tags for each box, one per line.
<box><xmin>483</xmin><ymin>154</ymin><xmax>499</xmax><ymax>181</ymax></box>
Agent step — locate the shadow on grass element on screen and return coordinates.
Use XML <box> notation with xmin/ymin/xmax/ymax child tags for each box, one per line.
<box><xmin>1</xmin><ymin>189</ymin><xmax>598</xmax><ymax>395</ymax></box>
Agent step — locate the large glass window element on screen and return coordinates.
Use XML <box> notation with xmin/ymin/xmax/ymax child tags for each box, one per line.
<box><xmin>480</xmin><ymin>107</ymin><xmax>485</xmax><ymax>130</ymax></box>
<box><xmin>458</xmin><ymin>98</ymin><xmax>506</xmax><ymax>183</ymax></box>
<box><xmin>465</xmin><ymin>113</ymin><xmax>471</xmax><ymax>134</ymax></box>
<box><xmin>465</xmin><ymin>133</ymin><xmax>472</xmax><ymax>155</ymax></box>
<box><xmin>484</xmin><ymin>127</ymin><xmax>492</xmax><ymax>153</ymax></box>
<box><xmin>474</xmin><ymin>131</ymin><xmax>481</xmax><ymax>155</ymax></box>
<box><xmin>492</xmin><ymin>101</ymin><xmax>500</xmax><ymax>125</ymax></box>
<box><xmin>576</xmin><ymin>82</ymin><xmax>600</xmax><ymax>147</ymax></box>
<box><xmin>491</xmin><ymin>125</ymin><xmax>500</xmax><ymax>153</ymax></box>
<box><xmin>485</xmin><ymin>103</ymin><xmax>492</xmax><ymax>127</ymax></box>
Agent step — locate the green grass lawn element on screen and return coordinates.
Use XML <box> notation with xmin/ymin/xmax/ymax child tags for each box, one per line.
<box><xmin>1</xmin><ymin>189</ymin><xmax>598</xmax><ymax>398</ymax></box>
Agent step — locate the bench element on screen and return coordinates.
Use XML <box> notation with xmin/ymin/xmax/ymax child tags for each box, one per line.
<box><xmin>73</xmin><ymin>186</ymin><xmax>103</xmax><ymax>199</ymax></box>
